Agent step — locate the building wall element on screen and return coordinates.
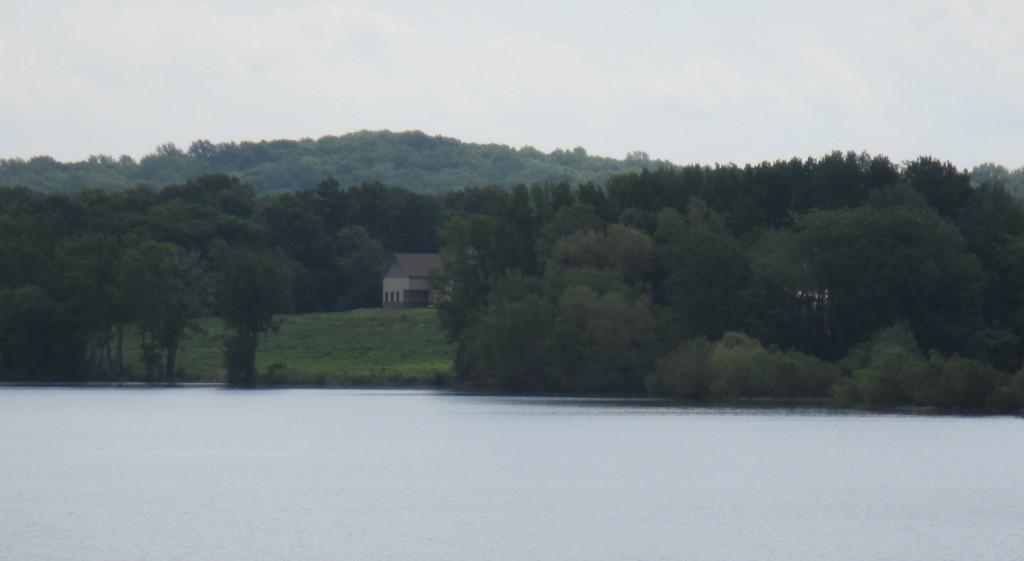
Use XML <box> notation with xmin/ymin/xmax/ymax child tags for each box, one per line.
<box><xmin>409</xmin><ymin>277</ymin><xmax>431</xmax><ymax>291</ymax></box>
<box><xmin>382</xmin><ymin>276</ymin><xmax>411</xmax><ymax>308</ymax></box>
<box><xmin>382</xmin><ymin>257</ymin><xmax>441</xmax><ymax>308</ymax></box>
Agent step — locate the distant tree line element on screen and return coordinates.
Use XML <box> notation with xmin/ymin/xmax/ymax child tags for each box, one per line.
<box><xmin>3</xmin><ymin>151</ymin><xmax>1024</xmax><ymax>411</ymax></box>
<box><xmin>434</xmin><ymin>152</ymin><xmax>1024</xmax><ymax>412</ymax></box>
<box><xmin>0</xmin><ymin>130</ymin><xmax>665</xmax><ymax>194</ymax></box>
<box><xmin>3</xmin><ymin>129</ymin><xmax>1022</xmax><ymax>203</ymax></box>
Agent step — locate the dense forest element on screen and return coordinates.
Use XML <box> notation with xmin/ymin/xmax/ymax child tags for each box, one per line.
<box><xmin>433</xmin><ymin>153</ymin><xmax>1024</xmax><ymax>412</ymax></box>
<box><xmin>2</xmin><ymin>129</ymin><xmax>1023</xmax><ymax>202</ymax></box>
<box><xmin>2</xmin><ymin>149</ymin><xmax>1024</xmax><ymax>412</ymax></box>
<box><xmin>0</xmin><ymin>130</ymin><xmax>665</xmax><ymax>194</ymax></box>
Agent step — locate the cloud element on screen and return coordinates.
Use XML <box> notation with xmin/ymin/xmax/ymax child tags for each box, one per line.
<box><xmin>627</xmin><ymin>61</ymin><xmax>746</xmax><ymax>111</ymax></box>
<box><xmin>2</xmin><ymin>0</ymin><xmax>1024</xmax><ymax>167</ymax></box>
<box><xmin>467</xmin><ymin>35</ymin><xmax>606</xmax><ymax>103</ymax></box>
<box><xmin>0</xmin><ymin>1</ymin><xmax>615</xmax><ymax>158</ymax></box>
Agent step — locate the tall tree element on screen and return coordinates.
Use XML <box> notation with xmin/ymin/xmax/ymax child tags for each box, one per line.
<box><xmin>655</xmin><ymin>201</ymin><xmax>751</xmax><ymax>344</ymax></box>
<box><xmin>213</xmin><ymin>244</ymin><xmax>294</xmax><ymax>386</ymax></box>
<box><xmin>0</xmin><ymin>285</ymin><xmax>85</xmax><ymax>382</ymax></box>
<box><xmin>122</xmin><ymin>241</ymin><xmax>213</xmax><ymax>381</ymax></box>
<box><xmin>796</xmin><ymin>205</ymin><xmax>986</xmax><ymax>358</ymax></box>
<box><xmin>57</xmin><ymin>235</ymin><xmax>128</xmax><ymax>379</ymax></box>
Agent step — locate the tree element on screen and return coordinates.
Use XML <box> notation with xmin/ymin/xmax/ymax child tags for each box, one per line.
<box><xmin>791</xmin><ymin>151</ymin><xmax>872</xmax><ymax>213</ymax></box>
<box><xmin>655</xmin><ymin>202</ymin><xmax>751</xmax><ymax>344</ymax></box>
<box><xmin>550</xmin><ymin>224</ymin><xmax>654</xmax><ymax>286</ymax></box>
<box><xmin>462</xmin><ymin>269</ymin><xmax>657</xmax><ymax>394</ymax></box>
<box><xmin>739</xmin><ymin>228</ymin><xmax>823</xmax><ymax>353</ymax></box>
<box><xmin>463</xmin><ymin>273</ymin><xmax>559</xmax><ymax>391</ymax></box>
<box><xmin>535</xmin><ymin>202</ymin><xmax>605</xmax><ymax>262</ymax></box>
<box><xmin>122</xmin><ymin>241</ymin><xmax>213</xmax><ymax>381</ymax></box>
<box><xmin>903</xmin><ymin>156</ymin><xmax>972</xmax><ymax>219</ymax></box>
<box><xmin>0</xmin><ymin>285</ymin><xmax>85</xmax><ymax>382</ymax></box>
<box><xmin>434</xmin><ymin>214</ymin><xmax>500</xmax><ymax>379</ymax></box>
<box><xmin>334</xmin><ymin>226</ymin><xmax>389</xmax><ymax>310</ymax></box>
<box><xmin>552</xmin><ymin>284</ymin><xmax>657</xmax><ymax>393</ymax></box>
<box><xmin>796</xmin><ymin>205</ymin><xmax>986</xmax><ymax>359</ymax></box>
<box><xmin>213</xmin><ymin>244</ymin><xmax>294</xmax><ymax>386</ymax></box>
<box><xmin>57</xmin><ymin>234</ymin><xmax>128</xmax><ymax>379</ymax></box>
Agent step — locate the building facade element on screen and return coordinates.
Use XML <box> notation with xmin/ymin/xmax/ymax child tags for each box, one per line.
<box><xmin>382</xmin><ymin>253</ymin><xmax>443</xmax><ymax>308</ymax></box>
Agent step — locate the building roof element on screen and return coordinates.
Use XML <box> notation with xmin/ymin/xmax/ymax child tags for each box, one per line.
<box><xmin>392</xmin><ymin>253</ymin><xmax>443</xmax><ymax>278</ymax></box>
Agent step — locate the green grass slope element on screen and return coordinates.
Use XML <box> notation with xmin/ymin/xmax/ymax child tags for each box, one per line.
<box><xmin>157</xmin><ymin>308</ymin><xmax>454</xmax><ymax>386</ymax></box>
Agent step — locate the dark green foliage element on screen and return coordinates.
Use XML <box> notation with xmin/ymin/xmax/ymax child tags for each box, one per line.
<box><xmin>463</xmin><ymin>269</ymin><xmax>657</xmax><ymax>394</ymax></box>
<box><xmin>1001</xmin><ymin>370</ymin><xmax>1024</xmax><ymax>410</ymax></box>
<box><xmin>434</xmin><ymin>214</ymin><xmax>501</xmax><ymax>350</ymax></box>
<box><xmin>833</xmin><ymin>324</ymin><xmax>1010</xmax><ymax>411</ymax></box>
<box><xmin>535</xmin><ymin>202</ymin><xmax>606</xmax><ymax>261</ymax></box>
<box><xmin>794</xmin><ymin>205</ymin><xmax>985</xmax><ymax>358</ymax></box>
<box><xmin>904</xmin><ymin>156</ymin><xmax>972</xmax><ymax>219</ymax></box>
<box><xmin>55</xmin><ymin>234</ymin><xmax>129</xmax><ymax>379</ymax></box>
<box><xmin>430</xmin><ymin>150</ymin><xmax>1024</xmax><ymax>409</ymax></box>
<box><xmin>647</xmin><ymin>338</ymin><xmax>714</xmax><ymax>399</ymax></box>
<box><xmin>648</xmin><ymin>332</ymin><xmax>837</xmax><ymax>400</ymax></box>
<box><xmin>655</xmin><ymin>202</ymin><xmax>750</xmax><ymax>343</ymax></box>
<box><xmin>0</xmin><ymin>285</ymin><xmax>86</xmax><ymax>381</ymax></box>
<box><xmin>122</xmin><ymin>242</ymin><xmax>213</xmax><ymax>381</ymax></box>
<box><xmin>928</xmin><ymin>356</ymin><xmax>1005</xmax><ymax>410</ymax></box>
<box><xmin>213</xmin><ymin>244</ymin><xmax>295</xmax><ymax>386</ymax></box>
<box><xmin>462</xmin><ymin>274</ymin><xmax>559</xmax><ymax>391</ymax></box>
<box><xmin>834</xmin><ymin>324</ymin><xmax>927</xmax><ymax>407</ymax></box>
<box><xmin>790</xmin><ymin>151</ymin><xmax>879</xmax><ymax>212</ymax></box>
<box><xmin>4</xmin><ymin>143</ymin><xmax>1024</xmax><ymax>411</ymax></box>
<box><xmin>443</xmin><ymin>216</ymin><xmax>658</xmax><ymax>393</ymax></box>
<box><xmin>606</xmin><ymin>166</ymin><xmax>703</xmax><ymax>217</ymax></box>
<box><xmin>334</xmin><ymin>227</ymin><xmax>390</xmax><ymax>310</ymax></box>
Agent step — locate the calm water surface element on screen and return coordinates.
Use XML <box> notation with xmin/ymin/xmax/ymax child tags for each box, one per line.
<box><xmin>1</xmin><ymin>388</ymin><xmax>1022</xmax><ymax>561</ymax></box>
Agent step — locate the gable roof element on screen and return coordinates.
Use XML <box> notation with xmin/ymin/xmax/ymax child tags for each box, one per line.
<box><xmin>392</xmin><ymin>253</ymin><xmax>443</xmax><ymax>278</ymax></box>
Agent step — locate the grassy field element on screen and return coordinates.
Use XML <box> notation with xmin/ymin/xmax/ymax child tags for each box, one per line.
<box><xmin>135</xmin><ymin>308</ymin><xmax>455</xmax><ymax>386</ymax></box>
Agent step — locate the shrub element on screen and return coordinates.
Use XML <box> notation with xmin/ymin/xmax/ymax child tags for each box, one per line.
<box><xmin>708</xmin><ymin>332</ymin><xmax>766</xmax><ymax>398</ymax></box>
<box><xmin>932</xmin><ymin>356</ymin><xmax>1004</xmax><ymax>410</ymax></box>
<box><xmin>648</xmin><ymin>332</ymin><xmax>837</xmax><ymax>400</ymax></box>
<box><xmin>836</xmin><ymin>324</ymin><xmax>927</xmax><ymax>408</ymax></box>
<box><xmin>763</xmin><ymin>350</ymin><xmax>839</xmax><ymax>399</ymax></box>
<box><xmin>648</xmin><ymin>338</ymin><xmax>712</xmax><ymax>399</ymax></box>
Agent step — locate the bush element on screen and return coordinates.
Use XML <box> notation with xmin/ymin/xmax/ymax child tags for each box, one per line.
<box><xmin>835</xmin><ymin>324</ymin><xmax>1012</xmax><ymax>411</ymax></box>
<box><xmin>835</xmin><ymin>324</ymin><xmax>927</xmax><ymax>408</ymax></box>
<box><xmin>932</xmin><ymin>356</ymin><xmax>1004</xmax><ymax>410</ymax></box>
<box><xmin>648</xmin><ymin>338</ymin><xmax>712</xmax><ymax>399</ymax></box>
<box><xmin>708</xmin><ymin>332</ymin><xmax>766</xmax><ymax>398</ymax></box>
<box><xmin>763</xmin><ymin>350</ymin><xmax>838</xmax><ymax>399</ymax></box>
<box><xmin>996</xmin><ymin>370</ymin><xmax>1024</xmax><ymax>411</ymax></box>
<box><xmin>648</xmin><ymin>332</ymin><xmax>837</xmax><ymax>400</ymax></box>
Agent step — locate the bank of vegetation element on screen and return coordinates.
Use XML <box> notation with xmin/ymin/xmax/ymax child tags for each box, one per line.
<box><xmin>2</xmin><ymin>143</ymin><xmax>1024</xmax><ymax>412</ymax></box>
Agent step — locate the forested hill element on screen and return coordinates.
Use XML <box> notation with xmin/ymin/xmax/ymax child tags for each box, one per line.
<box><xmin>0</xmin><ymin>130</ymin><xmax>667</xmax><ymax>194</ymax></box>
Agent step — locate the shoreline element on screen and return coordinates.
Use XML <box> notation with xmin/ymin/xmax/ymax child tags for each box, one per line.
<box><xmin>3</xmin><ymin>382</ymin><xmax>1021</xmax><ymax>417</ymax></box>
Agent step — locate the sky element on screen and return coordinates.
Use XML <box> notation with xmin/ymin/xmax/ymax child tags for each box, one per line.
<box><xmin>2</xmin><ymin>0</ymin><xmax>1023</xmax><ymax>170</ymax></box>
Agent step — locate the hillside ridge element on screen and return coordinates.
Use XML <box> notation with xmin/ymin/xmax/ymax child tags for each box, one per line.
<box><xmin>0</xmin><ymin>130</ymin><xmax>668</xmax><ymax>194</ymax></box>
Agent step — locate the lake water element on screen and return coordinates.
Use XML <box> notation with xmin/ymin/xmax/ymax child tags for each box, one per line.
<box><xmin>1</xmin><ymin>388</ymin><xmax>1022</xmax><ymax>561</ymax></box>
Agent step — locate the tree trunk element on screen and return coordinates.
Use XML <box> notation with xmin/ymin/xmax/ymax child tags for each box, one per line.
<box><xmin>102</xmin><ymin>322</ymin><xmax>114</xmax><ymax>379</ymax></box>
<box><xmin>115</xmin><ymin>326</ymin><xmax>124</xmax><ymax>380</ymax></box>
<box><xmin>244</xmin><ymin>333</ymin><xmax>257</xmax><ymax>386</ymax></box>
<box><xmin>165</xmin><ymin>338</ymin><xmax>178</xmax><ymax>385</ymax></box>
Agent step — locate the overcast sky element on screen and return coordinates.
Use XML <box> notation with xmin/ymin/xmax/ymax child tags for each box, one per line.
<box><xmin>2</xmin><ymin>0</ymin><xmax>1022</xmax><ymax>169</ymax></box>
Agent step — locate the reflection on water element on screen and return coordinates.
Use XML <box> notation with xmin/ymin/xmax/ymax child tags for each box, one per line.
<box><xmin>1</xmin><ymin>387</ymin><xmax>1021</xmax><ymax>561</ymax></box>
